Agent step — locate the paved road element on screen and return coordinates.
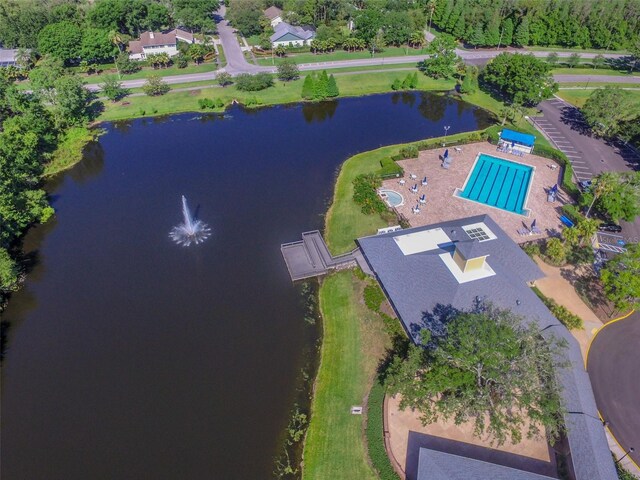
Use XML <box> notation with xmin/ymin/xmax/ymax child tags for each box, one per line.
<box><xmin>530</xmin><ymin>97</ymin><xmax>640</xmax><ymax>243</ymax></box>
<box><xmin>215</xmin><ymin>6</ymin><xmax>263</xmax><ymax>75</ymax></box>
<box><xmin>587</xmin><ymin>313</ymin><xmax>640</xmax><ymax>470</ymax></box>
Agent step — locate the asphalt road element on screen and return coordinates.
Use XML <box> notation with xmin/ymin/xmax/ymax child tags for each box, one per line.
<box><xmin>554</xmin><ymin>74</ymin><xmax>640</xmax><ymax>84</ymax></box>
<box><xmin>530</xmin><ymin>97</ymin><xmax>640</xmax><ymax>244</ymax></box>
<box><xmin>587</xmin><ymin>313</ymin><xmax>640</xmax><ymax>469</ymax></box>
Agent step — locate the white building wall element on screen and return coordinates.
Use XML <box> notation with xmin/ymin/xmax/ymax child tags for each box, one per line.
<box><xmin>272</xmin><ymin>38</ymin><xmax>311</xmax><ymax>47</ymax></box>
<box><xmin>142</xmin><ymin>45</ymin><xmax>179</xmax><ymax>57</ymax></box>
<box><xmin>270</xmin><ymin>16</ymin><xmax>283</xmax><ymax>28</ymax></box>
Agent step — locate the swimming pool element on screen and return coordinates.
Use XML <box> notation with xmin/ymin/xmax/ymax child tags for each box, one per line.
<box><xmin>379</xmin><ymin>189</ymin><xmax>404</xmax><ymax>207</ymax></box>
<box><xmin>458</xmin><ymin>154</ymin><xmax>533</xmax><ymax>215</ymax></box>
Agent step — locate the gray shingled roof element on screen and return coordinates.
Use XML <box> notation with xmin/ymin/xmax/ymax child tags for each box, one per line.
<box><xmin>357</xmin><ymin>214</ymin><xmax>617</xmax><ymax>480</ymax></box>
<box><xmin>270</xmin><ymin>22</ymin><xmax>315</xmax><ymax>42</ymax></box>
<box><xmin>417</xmin><ymin>448</ymin><xmax>556</xmax><ymax>480</ymax></box>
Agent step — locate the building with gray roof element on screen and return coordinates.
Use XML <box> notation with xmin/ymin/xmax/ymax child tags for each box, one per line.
<box><xmin>270</xmin><ymin>22</ymin><xmax>315</xmax><ymax>47</ymax></box>
<box><xmin>357</xmin><ymin>214</ymin><xmax>616</xmax><ymax>480</ymax></box>
<box><xmin>417</xmin><ymin>448</ymin><xmax>556</xmax><ymax>480</ymax></box>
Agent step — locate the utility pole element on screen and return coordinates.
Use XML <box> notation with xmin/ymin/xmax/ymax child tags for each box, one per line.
<box><xmin>497</xmin><ymin>26</ymin><xmax>504</xmax><ymax>50</ymax></box>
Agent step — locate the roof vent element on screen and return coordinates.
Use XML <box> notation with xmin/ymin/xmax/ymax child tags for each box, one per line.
<box><xmin>149</xmin><ymin>32</ymin><xmax>154</xmax><ymax>39</ymax></box>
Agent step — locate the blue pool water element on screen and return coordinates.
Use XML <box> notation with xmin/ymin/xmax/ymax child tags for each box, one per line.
<box><xmin>459</xmin><ymin>154</ymin><xmax>533</xmax><ymax>215</ymax></box>
<box><xmin>380</xmin><ymin>189</ymin><xmax>404</xmax><ymax>207</ymax></box>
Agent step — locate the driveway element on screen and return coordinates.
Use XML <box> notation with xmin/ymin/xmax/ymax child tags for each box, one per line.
<box><xmin>214</xmin><ymin>6</ymin><xmax>263</xmax><ymax>75</ymax></box>
<box><xmin>587</xmin><ymin>313</ymin><xmax>640</xmax><ymax>471</ymax></box>
<box><xmin>530</xmin><ymin>97</ymin><xmax>640</xmax><ymax>243</ymax></box>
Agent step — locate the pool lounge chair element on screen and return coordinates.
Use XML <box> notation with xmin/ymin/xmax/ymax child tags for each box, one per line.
<box><xmin>531</xmin><ymin>226</ymin><xmax>542</xmax><ymax>235</ymax></box>
<box><xmin>517</xmin><ymin>228</ymin><xmax>530</xmax><ymax>236</ymax></box>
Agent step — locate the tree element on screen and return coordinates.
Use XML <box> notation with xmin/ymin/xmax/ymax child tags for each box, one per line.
<box><xmin>226</xmin><ymin>0</ymin><xmax>263</xmax><ymax>36</ymax></box>
<box><xmin>115</xmin><ymin>52</ymin><xmax>140</xmax><ymax>74</ymax></box>
<box><xmin>188</xmin><ymin>44</ymin><xmax>207</xmax><ymax>65</ymax></box>
<box><xmin>582</xmin><ymin>87</ymin><xmax>638</xmax><ymax>137</ymax></box>
<box><xmin>0</xmin><ymin>247</ymin><xmax>19</xmax><ymax>291</ymax></box>
<box><xmin>301</xmin><ymin>75</ymin><xmax>314</xmax><ymax>99</ymax></box>
<box><xmin>387</xmin><ymin>305</ymin><xmax>566</xmax><ymax>446</ymax></box>
<box><xmin>628</xmin><ymin>36</ymin><xmax>640</xmax><ymax>73</ymax></box>
<box><xmin>546</xmin><ymin>52</ymin><xmax>559</xmax><ymax>66</ymax></box>
<box><xmin>277</xmin><ymin>59</ymin><xmax>300</xmax><ymax>82</ymax></box>
<box><xmin>326</xmin><ymin>74</ymin><xmax>339</xmax><ymax>97</ymax></box>
<box><xmin>468</xmin><ymin>25</ymin><xmax>485</xmax><ymax>48</ymax></box>
<box><xmin>567</xmin><ymin>52</ymin><xmax>581</xmax><ymax>68</ymax></box>
<box><xmin>216</xmin><ymin>72</ymin><xmax>233</xmax><ymax>87</ymax></box>
<box><xmin>235</xmin><ymin>73</ymin><xmax>274</xmax><ymax>91</ymax></box>
<box><xmin>142</xmin><ymin>74</ymin><xmax>170</xmax><ymax>96</ymax></box>
<box><xmin>81</xmin><ymin>28</ymin><xmax>118</xmax><ymax>64</ymax></box>
<box><xmin>513</xmin><ymin>17</ymin><xmax>529</xmax><ymax>47</ymax></box>
<box><xmin>314</xmin><ymin>70</ymin><xmax>329</xmax><ymax>98</ymax></box>
<box><xmin>592</xmin><ymin>54</ymin><xmax>605</xmax><ymax>70</ymax></box>
<box><xmin>100</xmin><ymin>75</ymin><xmax>128</xmax><ymax>102</ymax></box>
<box><xmin>29</xmin><ymin>56</ymin><xmax>65</xmax><ymax>104</ymax></box>
<box><xmin>37</xmin><ymin>21</ymin><xmax>83</xmax><ymax>64</ymax></box>
<box><xmin>53</xmin><ymin>75</ymin><xmax>91</xmax><ymax>126</ymax></box>
<box><xmin>601</xmin><ymin>243</ymin><xmax>640</xmax><ymax>312</ymax></box>
<box><xmin>481</xmin><ymin>53</ymin><xmax>557</xmax><ymax>106</ymax></box>
<box><xmin>419</xmin><ymin>34</ymin><xmax>459</xmax><ymax>79</ymax></box>
<box><xmin>459</xmin><ymin>65</ymin><xmax>478</xmax><ymax>94</ymax></box>
<box><xmin>502</xmin><ymin>18</ymin><xmax>514</xmax><ymax>46</ymax></box>
<box><xmin>409</xmin><ymin>31</ymin><xmax>425</xmax><ymax>49</ymax></box>
<box><xmin>587</xmin><ymin>172</ymin><xmax>640</xmax><ymax>222</ymax></box>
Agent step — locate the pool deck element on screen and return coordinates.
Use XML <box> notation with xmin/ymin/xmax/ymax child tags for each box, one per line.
<box><xmin>384</xmin><ymin>142</ymin><xmax>568</xmax><ymax>244</ymax></box>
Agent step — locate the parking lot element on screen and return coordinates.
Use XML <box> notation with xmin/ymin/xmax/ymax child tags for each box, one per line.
<box><xmin>530</xmin><ymin>96</ymin><xmax>640</xmax><ymax>243</ymax></box>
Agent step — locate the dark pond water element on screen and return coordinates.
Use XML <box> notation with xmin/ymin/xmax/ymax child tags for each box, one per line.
<box><xmin>1</xmin><ymin>92</ymin><xmax>492</xmax><ymax>480</ymax></box>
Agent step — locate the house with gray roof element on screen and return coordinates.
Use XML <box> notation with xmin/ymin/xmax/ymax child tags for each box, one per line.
<box><xmin>264</xmin><ymin>6</ymin><xmax>284</xmax><ymax>27</ymax></box>
<box><xmin>0</xmin><ymin>48</ymin><xmax>19</xmax><ymax>67</ymax></box>
<box><xmin>270</xmin><ymin>22</ymin><xmax>315</xmax><ymax>48</ymax></box>
<box><xmin>128</xmin><ymin>29</ymin><xmax>195</xmax><ymax>61</ymax></box>
<box><xmin>357</xmin><ymin>214</ymin><xmax>617</xmax><ymax>480</ymax></box>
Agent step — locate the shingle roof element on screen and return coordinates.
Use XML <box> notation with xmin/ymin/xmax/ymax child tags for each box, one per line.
<box><xmin>264</xmin><ymin>6</ymin><xmax>283</xmax><ymax>20</ymax></box>
<box><xmin>417</xmin><ymin>448</ymin><xmax>556</xmax><ymax>480</ymax></box>
<box><xmin>270</xmin><ymin>22</ymin><xmax>315</xmax><ymax>42</ymax></box>
<box><xmin>0</xmin><ymin>48</ymin><xmax>18</xmax><ymax>64</ymax></box>
<box><xmin>357</xmin><ymin>214</ymin><xmax>617</xmax><ymax>480</ymax></box>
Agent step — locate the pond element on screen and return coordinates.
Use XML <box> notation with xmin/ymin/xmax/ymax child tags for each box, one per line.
<box><xmin>0</xmin><ymin>92</ymin><xmax>492</xmax><ymax>480</ymax></box>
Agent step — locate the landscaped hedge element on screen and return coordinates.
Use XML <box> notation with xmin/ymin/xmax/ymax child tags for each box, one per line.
<box><xmin>531</xmin><ymin>286</ymin><xmax>584</xmax><ymax>330</ymax></box>
<box><xmin>561</xmin><ymin>204</ymin><xmax>582</xmax><ymax>223</ymax></box>
<box><xmin>366</xmin><ymin>381</ymin><xmax>401</xmax><ymax>480</ymax></box>
<box><xmin>353</xmin><ymin>174</ymin><xmax>388</xmax><ymax>214</ymax></box>
<box><xmin>378</xmin><ymin>157</ymin><xmax>403</xmax><ymax>178</ymax></box>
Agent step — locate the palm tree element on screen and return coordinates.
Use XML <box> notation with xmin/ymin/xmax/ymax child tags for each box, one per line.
<box><xmin>409</xmin><ymin>31</ymin><xmax>425</xmax><ymax>48</ymax></box>
<box><xmin>188</xmin><ymin>44</ymin><xmax>206</xmax><ymax>64</ymax></box>
<box><xmin>15</xmin><ymin>48</ymin><xmax>33</xmax><ymax>70</ymax></box>
<box><xmin>342</xmin><ymin>38</ymin><xmax>357</xmax><ymax>52</ymax></box>
<box><xmin>109</xmin><ymin>30</ymin><xmax>124</xmax><ymax>53</ymax></box>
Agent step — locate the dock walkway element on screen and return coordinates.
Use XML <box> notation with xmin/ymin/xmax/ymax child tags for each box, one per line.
<box><xmin>281</xmin><ymin>231</ymin><xmax>372</xmax><ymax>281</ymax></box>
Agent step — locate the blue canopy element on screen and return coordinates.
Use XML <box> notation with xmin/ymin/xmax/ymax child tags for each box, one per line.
<box><xmin>500</xmin><ymin>129</ymin><xmax>535</xmax><ymax>147</ymax></box>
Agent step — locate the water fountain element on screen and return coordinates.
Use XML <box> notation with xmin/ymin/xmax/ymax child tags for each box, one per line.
<box><xmin>169</xmin><ymin>195</ymin><xmax>211</xmax><ymax>246</ymax></box>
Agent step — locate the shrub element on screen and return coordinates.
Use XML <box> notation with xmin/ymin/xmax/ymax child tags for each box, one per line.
<box><xmin>366</xmin><ymin>381</ymin><xmax>401</xmax><ymax>480</ymax></box>
<box><xmin>175</xmin><ymin>53</ymin><xmax>188</xmax><ymax>68</ymax></box>
<box><xmin>142</xmin><ymin>74</ymin><xmax>170</xmax><ymax>96</ymax></box>
<box><xmin>391</xmin><ymin>78</ymin><xmax>402</xmax><ymax>90</ymax></box>
<box><xmin>532</xmin><ymin>287</ymin><xmax>583</xmax><ymax>330</ymax></box>
<box><xmin>216</xmin><ymin>72</ymin><xmax>233</xmax><ymax>87</ymax></box>
<box><xmin>399</xmin><ymin>145</ymin><xmax>418</xmax><ymax>159</ymax></box>
<box><xmin>276</xmin><ymin>59</ymin><xmax>300</xmax><ymax>81</ymax></box>
<box><xmin>353</xmin><ymin>174</ymin><xmax>387</xmax><ymax>215</ymax></box>
<box><xmin>215</xmin><ymin>98</ymin><xmax>225</xmax><ymax>108</ymax></box>
<box><xmin>235</xmin><ymin>72</ymin><xmax>274</xmax><ymax>91</ymax></box>
<box><xmin>198</xmin><ymin>98</ymin><xmax>216</xmax><ymax>109</ymax></box>
<box><xmin>0</xmin><ymin>247</ymin><xmax>19</xmax><ymax>291</ymax></box>
<box><xmin>364</xmin><ymin>284</ymin><xmax>386</xmax><ymax>312</ymax></box>
<box><xmin>244</xmin><ymin>96</ymin><xmax>261</xmax><ymax>106</ymax></box>
<box><xmin>522</xmin><ymin>241</ymin><xmax>541</xmax><ymax>257</ymax></box>
<box><xmin>544</xmin><ymin>237</ymin><xmax>566</xmax><ymax>265</ymax></box>
<box><xmin>561</xmin><ymin>204</ymin><xmax>582</xmax><ymax>223</ymax></box>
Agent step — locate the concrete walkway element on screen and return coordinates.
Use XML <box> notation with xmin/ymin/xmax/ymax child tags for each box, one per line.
<box><xmin>533</xmin><ymin>257</ymin><xmax>603</xmax><ymax>358</ymax></box>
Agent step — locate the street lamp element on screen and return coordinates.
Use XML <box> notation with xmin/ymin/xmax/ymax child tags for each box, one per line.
<box><xmin>615</xmin><ymin>447</ymin><xmax>635</xmax><ymax>465</ymax></box>
<box><xmin>443</xmin><ymin>125</ymin><xmax>451</xmax><ymax>146</ymax></box>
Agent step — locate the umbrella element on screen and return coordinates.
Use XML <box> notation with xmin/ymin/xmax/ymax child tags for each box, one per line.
<box><xmin>422</xmin><ymin>176</ymin><xmax>428</xmax><ymax>185</ymax></box>
<box><xmin>444</xmin><ymin>149</ymin><xmax>449</xmax><ymax>158</ymax></box>
<box><xmin>531</xmin><ymin>219</ymin><xmax>537</xmax><ymax>229</ymax></box>
<box><xmin>551</xmin><ymin>184</ymin><xmax>558</xmax><ymax>193</ymax></box>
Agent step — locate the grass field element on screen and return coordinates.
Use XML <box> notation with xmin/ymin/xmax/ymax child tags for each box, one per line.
<box><xmin>557</xmin><ymin>88</ymin><xmax>640</xmax><ymax>108</ymax></box>
<box><xmin>256</xmin><ymin>46</ymin><xmax>426</xmax><ymax>66</ymax></box>
<box><xmin>96</xmin><ymin>71</ymin><xmax>454</xmax><ymax>122</ymax></box>
<box><xmin>303</xmin><ymin>271</ymin><xmax>389</xmax><ymax>480</ymax></box>
<box><xmin>552</xmin><ymin>67</ymin><xmax>639</xmax><ymax>76</ymax></box>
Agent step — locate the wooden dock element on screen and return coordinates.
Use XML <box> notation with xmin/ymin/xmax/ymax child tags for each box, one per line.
<box><xmin>281</xmin><ymin>231</ymin><xmax>372</xmax><ymax>281</ymax></box>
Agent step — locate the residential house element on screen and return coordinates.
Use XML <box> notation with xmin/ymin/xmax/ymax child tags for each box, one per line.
<box><xmin>264</xmin><ymin>6</ymin><xmax>283</xmax><ymax>28</ymax></box>
<box><xmin>357</xmin><ymin>214</ymin><xmax>617</xmax><ymax>480</ymax></box>
<box><xmin>128</xmin><ymin>29</ymin><xmax>195</xmax><ymax>60</ymax></box>
<box><xmin>270</xmin><ymin>22</ymin><xmax>315</xmax><ymax>48</ymax></box>
<box><xmin>0</xmin><ymin>48</ymin><xmax>19</xmax><ymax>67</ymax></box>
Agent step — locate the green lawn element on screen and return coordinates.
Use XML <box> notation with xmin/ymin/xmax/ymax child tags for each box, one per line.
<box><xmin>96</xmin><ymin>71</ymin><xmax>454</xmax><ymax>122</ymax></box>
<box><xmin>303</xmin><ymin>271</ymin><xmax>385</xmax><ymax>480</ymax></box>
<box><xmin>257</xmin><ymin>46</ymin><xmax>426</xmax><ymax>66</ymax></box>
<box><xmin>557</xmin><ymin>88</ymin><xmax>640</xmax><ymax>108</ymax></box>
<box><xmin>552</xmin><ymin>67</ymin><xmax>639</xmax><ymax>76</ymax></box>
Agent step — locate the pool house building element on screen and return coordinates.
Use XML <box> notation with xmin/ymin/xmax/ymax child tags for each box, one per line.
<box><xmin>498</xmin><ymin>129</ymin><xmax>536</xmax><ymax>154</ymax></box>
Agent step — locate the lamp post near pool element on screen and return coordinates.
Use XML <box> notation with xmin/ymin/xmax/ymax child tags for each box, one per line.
<box><xmin>615</xmin><ymin>447</ymin><xmax>635</xmax><ymax>465</ymax></box>
<box><xmin>443</xmin><ymin>125</ymin><xmax>450</xmax><ymax>146</ymax></box>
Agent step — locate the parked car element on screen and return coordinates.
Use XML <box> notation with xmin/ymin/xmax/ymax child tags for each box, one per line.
<box><xmin>578</xmin><ymin>180</ymin><xmax>592</xmax><ymax>191</ymax></box>
<box><xmin>598</xmin><ymin>223</ymin><xmax>622</xmax><ymax>233</ymax></box>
